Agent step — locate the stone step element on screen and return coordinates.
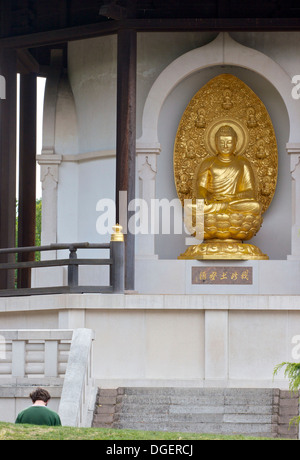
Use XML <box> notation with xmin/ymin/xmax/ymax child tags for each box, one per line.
<box><xmin>117</xmin><ymin>412</ymin><xmax>225</xmax><ymax>424</ymax></box>
<box><xmin>120</xmin><ymin>394</ymin><xmax>274</xmax><ymax>407</ymax></box>
<box><xmin>92</xmin><ymin>387</ymin><xmax>299</xmax><ymax>439</ymax></box>
<box><xmin>123</xmin><ymin>386</ymin><xmax>274</xmax><ymax>395</ymax></box>
<box><xmin>122</xmin><ymin>387</ymin><xmax>274</xmax><ymax>399</ymax></box>
<box><xmin>116</xmin><ymin>420</ymin><xmax>276</xmax><ymax>437</ymax></box>
<box><xmin>116</xmin><ymin>411</ymin><xmax>274</xmax><ymax>425</ymax></box>
<box><xmin>119</xmin><ymin>402</ymin><xmax>274</xmax><ymax>416</ymax></box>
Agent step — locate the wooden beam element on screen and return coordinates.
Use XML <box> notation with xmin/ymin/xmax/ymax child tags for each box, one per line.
<box><xmin>17</xmin><ymin>49</ymin><xmax>40</xmax><ymax>74</ymax></box>
<box><xmin>0</xmin><ymin>20</ymin><xmax>119</xmax><ymax>49</ymax></box>
<box><xmin>116</xmin><ymin>28</ymin><xmax>137</xmax><ymax>292</ymax></box>
<box><xmin>0</xmin><ymin>0</ymin><xmax>12</xmax><ymax>37</ymax></box>
<box><xmin>1</xmin><ymin>17</ymin><xmax>300</xmax><ymax>49</ymax></box>
<box><xmin>0</xmin><ymin>48</ymin><xmax>17</xmax><ymax>289</ymax></box>
<box><xmin>18</xmin><ymin>73</ymin><xmax>37</xmax><ymax>288</ymax></box>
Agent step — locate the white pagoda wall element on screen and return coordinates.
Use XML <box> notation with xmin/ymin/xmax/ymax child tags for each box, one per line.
<box><xmin>27</xmin><ymin>32</ymin><xmax>300</xmax><ymax>389</ymax></box>
<box><xmin>50</xmin><ymin>31</ymin><xmax>298</xmax><ymax>262</ymax></box>
<box><xmin>0</xmin><ymin>294</ymin><xmax>300</xmax><ymax>389</ymax></box>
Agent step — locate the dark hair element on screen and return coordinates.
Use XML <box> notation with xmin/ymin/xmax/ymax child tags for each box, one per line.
<box><xmin>30</xmin><ymin>388</ymin><xmax>51</xmax><ymax>403</ymax></box>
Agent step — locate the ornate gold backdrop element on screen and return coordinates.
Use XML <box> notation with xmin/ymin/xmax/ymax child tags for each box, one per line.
<box><xmin>173</xmin><ymin>74</ymin><xmax>279</xmax><ymax>260</ymax></box>
<box><xmin>174</xmin><ymin>74</ymin><xmax>278</xmax><ymax>215</ymax></box>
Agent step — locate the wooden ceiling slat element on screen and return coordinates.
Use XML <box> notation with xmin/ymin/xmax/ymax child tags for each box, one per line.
<box><xmin>2</xmin><ymin>17</ymin><xmax>300</xmax><ymax>51</ymax></box>
<box><xmin>2</xmin><ymin>1</ymin><xmax>300</xmax><ymax>68</ymax></box>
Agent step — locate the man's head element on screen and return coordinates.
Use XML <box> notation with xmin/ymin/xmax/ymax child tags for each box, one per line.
<box><xmin>30</xmin><ymin>388</ymin><xmax>51</xmax><ymax>405</ymax></box>
<box><xmin>215</xmin><ymin>125</ymin><xmax>237</xmax><ymax>156</ymax></box>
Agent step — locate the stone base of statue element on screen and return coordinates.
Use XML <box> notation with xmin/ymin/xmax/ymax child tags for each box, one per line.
<box><xmin>178</xmin><ymin>239</ymin><xmax>269</xmax><ymax>260</ymax></box>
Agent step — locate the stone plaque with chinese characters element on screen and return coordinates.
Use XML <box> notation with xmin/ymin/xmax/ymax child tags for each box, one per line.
<box><xmin>192</xmin><ymin>267</ymin><xmax>253</xmax><ymax>285</ymax></box>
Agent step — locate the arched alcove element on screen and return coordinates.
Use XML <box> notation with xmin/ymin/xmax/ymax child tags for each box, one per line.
<box><xmin>138</xmin><ymin>32</ymin><xmax>299</xmax><ymax>147</ymax></box>
<box><xmin>156</xmin><ymin>65</ymin><xmax>290</xmax><ymax>260</ymax></box>
<box><xmin>137</xmin><ymin>33</ymin><xmax>294</xmax><ymax>260</ymax></box>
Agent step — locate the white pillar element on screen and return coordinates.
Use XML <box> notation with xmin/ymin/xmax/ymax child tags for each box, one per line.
<box><xmin>38</xmin><ymin>154</ymin><xmax>62</xmax><ymax>259</ymax></box>
<box><xmin>136</xmin><ymin>143</ymin><xmax>160</xmax><ymax>259</ymax></box>
<box><xmin>36</xmin><ymin>49</ymin><xmax>63</xmax><ymax>261</ymax></box>
<box><xmin>287</xmin><ymin>143</ymin><xmax>300</xmax><ymax>260</ymax></box>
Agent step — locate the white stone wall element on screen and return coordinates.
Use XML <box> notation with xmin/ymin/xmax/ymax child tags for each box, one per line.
<box><xmin>40</xmin><ymin>31</ymin><xmax>300</xmax><ymax>263</ymax></box>
<box><xmin>0</xmin><ymin>394</ymin><xmax>60</xmax><ymax>424</ymax></box>
<box><xmin>0</xmin><ymin>294</ymin><xmax>299</xmax><ymax>389</ymax></box>
<box><xmin>29</xmin><ymin>34</ymin><xmax>300</xmax><ymax>392</ymax></box>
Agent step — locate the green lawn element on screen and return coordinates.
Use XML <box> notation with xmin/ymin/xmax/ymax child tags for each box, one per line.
<box><xmin>0</xmin><ymin>422</ymin><xmax>285</xmax><ymax>440</ymax></box>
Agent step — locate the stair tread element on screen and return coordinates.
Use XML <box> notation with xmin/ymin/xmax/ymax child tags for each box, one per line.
<box><xmin>92</xmin><ymin>387</ymin><xmax>298</xmax><ymax>439</ymax></box>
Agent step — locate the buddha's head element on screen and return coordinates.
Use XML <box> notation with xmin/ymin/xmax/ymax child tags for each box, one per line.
<box><xmin>215</xmin><ymin>125</ymin><xmax>237</xmax><ymax>157</ymax></box>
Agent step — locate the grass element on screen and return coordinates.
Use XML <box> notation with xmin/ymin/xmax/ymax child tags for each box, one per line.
<box><xmin>0</xmin><ymin>422</ymin><xmax>285</xmax><ymax>441</ymax></box>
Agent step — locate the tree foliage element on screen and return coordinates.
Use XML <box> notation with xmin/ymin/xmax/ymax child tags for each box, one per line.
<box><xmin>35</xmin><ymin>199</ymin><xmax>42</xmax><ymax>261</ymax></box>
<box><xmin>273</xmin><ymin>362</ymin><xmax>300</xmax><ymax>427</ymax></box>
<box><xmin>16</xmin><ymin>199</ymin><xmax>42</xmax><ymax>260</ymax></box>
<box><xmin>273</xmin><ymin>362</ymin><xmax>300</xmax><ymax>393</ymax></box>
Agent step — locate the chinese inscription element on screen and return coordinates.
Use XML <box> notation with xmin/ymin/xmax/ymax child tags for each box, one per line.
<box><xmin>192</xmin><ymin>267</ymin><xmax>253</xmax><ymax>285</ymax></box>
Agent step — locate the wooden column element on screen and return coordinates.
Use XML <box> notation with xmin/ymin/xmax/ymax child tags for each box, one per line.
<box><xmin>0</xmin><ymin>48</ymin><xmax>17</xmax><ymax>289</ymax></box>
<box><xmin>116</xmin><ymin>28</ymin><xmax>137</xmax><ymax>291</ymax></box>
<box><xmin>18</xmin><ymin>73</ymin><xmax>37</xmax><ymax>288</ymax></box>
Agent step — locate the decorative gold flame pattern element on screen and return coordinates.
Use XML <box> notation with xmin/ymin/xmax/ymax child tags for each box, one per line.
<box><xmin>174</xmin><ymin>74</ymin><xmax>278</xmax><ymax>260</ymax></box>
<box><xmin>174</xmin><ymin>74</ymin><xmax>278</xmax><ymax>215</ymax></box>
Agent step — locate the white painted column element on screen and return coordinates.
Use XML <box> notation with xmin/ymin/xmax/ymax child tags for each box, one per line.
<box><xmin>33</xmin><ymin>51</ymin><xmax>64</xmax><ymax>287</ymax></box>
<box><xmin>204</xmin><ymin>310</ymin><xmax>229</xmax><ymax>386</ymax></box>
<box><xmin>32</xmin><ymin>153</ymin><xmax>64</xmax><ymax>288</ymax></box>
<box><xmin>287</xmin><ymin>143</ymin><xmax>300</xmax><ymax>260</ymax></box>
<box><xmin>36</xmin><ymin>49</ymin><xmax>63</xmax><ymax>260</ymax></box>
<box><xmin>38</xmin><ymin>154</ymin><xmax>62</xmax><ymax>259</ymax></box>
<box><xmin>136</xmin><ymin>143</ymin><xmax>160</xmax><ymax>259</ymax></box>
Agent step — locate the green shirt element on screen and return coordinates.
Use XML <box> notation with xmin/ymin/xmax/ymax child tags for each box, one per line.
<box><xmin>15</xmin><ymin>406</ymin><xmax>62</xmax><ymax>426</ymax></box>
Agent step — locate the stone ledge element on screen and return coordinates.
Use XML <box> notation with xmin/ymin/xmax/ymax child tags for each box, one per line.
<box><xmin>0</xmin><ymin>293</ymin><xmax>300</xmax><ymax>313</ymax></box>
<box><xmin>0</xmin><ymin>383</ymin><xmax>63</xmax><ymax>398</ymax></box>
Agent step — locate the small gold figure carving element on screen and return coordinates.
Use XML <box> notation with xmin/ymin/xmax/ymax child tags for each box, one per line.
<box><xmin>174</xmin><ymin>74</ymin><xmax>278</xmax><ymax>260</ymax></box>
<box><xmin>195</xmin><ymin>108</ymin><xmax>206</xmax><ymax>128</ymax></box>
<box><xmin>186</xmin><ymin>139</ymin><xmax>196</xmax><ymax>159</ymax></box>
<box><xmin>261</xmin><ymin>176</ymin><xmax>272</xmax><ymax>196</ymax></box>
<box><xmin>222</xmin><ymin>88</ymin><xmax>233</xmax><ymax>110</ymax></box>
<box><xmin>255</xmin><ymin>139</ymin><xmax>267</xmax><ymax>160</ymax></box>
<box><xmin>246</xmin><ymin>107</ymin><xmax>258</xmax><ymax>128</ymax></box>
<box><xmin>179</xmin><ymin>173</ymin><xmax>190</xmax><ymax>195</ymax></box>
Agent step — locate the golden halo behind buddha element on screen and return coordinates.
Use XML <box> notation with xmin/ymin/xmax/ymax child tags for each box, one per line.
<box><xmin>204</xmin><ymin>117</ymin><xmax>249</xmax><ymax>157</ymax></box>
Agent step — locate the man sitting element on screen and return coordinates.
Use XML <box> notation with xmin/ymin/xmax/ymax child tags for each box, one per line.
<box><xmin>15</xmin><ymin>388</ymin><xmax>62</xmax><ymax>426</ymax></box>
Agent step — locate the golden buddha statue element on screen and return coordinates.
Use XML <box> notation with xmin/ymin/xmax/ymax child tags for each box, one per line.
<box><xmin>174</xmin><ymin>74</ymin><xmax>278</xmax><ymax>260</ymax></box>
<box><xmin>197</xmin><ymin>125</ymin><xmax>261</xmax><ymax>217</ymax></box>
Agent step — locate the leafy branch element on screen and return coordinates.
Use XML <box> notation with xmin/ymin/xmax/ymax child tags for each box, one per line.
<box><xmin>273</xmin><ymin>362</ymin><xmax>300</xmax><ymax>427</ymax></box>
<box><xmin>273</xmin><ymin>362</ymin><xmax>300</xmax><ymax>393</ymax></box>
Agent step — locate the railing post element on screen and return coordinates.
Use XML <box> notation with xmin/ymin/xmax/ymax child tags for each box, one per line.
<box><xmin>110</xmin><ymin>225</ymin><xmax>125</xmax><ymax>293</ymax></box>
<box><xmin>68</xmin><ymin>246</ymin><xmax>78</xmax><ymax>289</ymax></box>
<box><xmin>12</xmin><ymin>340</ymin><xmax>25</xmax><ymax>377</ymax></box>
<box><xmin>44</xmin><ymin>340</ymin><xmax>58</xmax><ymax>377</ymax></box>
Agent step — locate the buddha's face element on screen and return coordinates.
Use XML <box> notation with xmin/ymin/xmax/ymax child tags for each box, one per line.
<box><xmin>216</xmin><ymin>135</ymin><xmax>237</xmax><ymax>156</ymax></box>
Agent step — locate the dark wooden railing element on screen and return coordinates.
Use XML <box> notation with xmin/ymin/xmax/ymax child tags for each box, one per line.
<box><xmin>0</xmin><ymin>241</ymin><xmax>125</xmax><ymax>296</ymax></box>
